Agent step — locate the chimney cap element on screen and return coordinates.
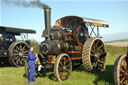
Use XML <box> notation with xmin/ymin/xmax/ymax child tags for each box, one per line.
<box><xmin>44</xmin><ymin>7</ymin><xmax>51</xmax><ymax>10</ymax></box>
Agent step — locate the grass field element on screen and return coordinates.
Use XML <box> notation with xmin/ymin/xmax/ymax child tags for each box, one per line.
<box><xmin>0</xmin><ymin>56</ymin><xmax>118</xmax><ymax>85</ymax></box>
<box><xmin>105</xmin><ymin>45</ymin><xmax>128</xmax><ymax>56</ymax></box>
<box><xmin>0</xmin><ymin>41</ymin><xmax>127</xmax><ymax>85</ymax></box>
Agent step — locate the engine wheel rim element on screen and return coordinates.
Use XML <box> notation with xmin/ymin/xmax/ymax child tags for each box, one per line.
<box><xmin>54</xmin><ymin>54</ymin><xmax>72</xmax><ymax>81</ymax></box>
<box><xmin>119</xmin><ymin>56</ymin><xmax>128</xmax><ymax>85</ymax></box>
<box><xmin>12</xmin><ymin>43</ymin><xmax>29</xmax><ymax>66</ymax></box>
<box><xmin>90</xmin><ymin>39</ymin><xmax>106</xmax><ymax>72</ymax></box>
<box><xmin>59</xmin><ymin>56</ymin><xmax>71</xmax><ymax>81</ymax></box>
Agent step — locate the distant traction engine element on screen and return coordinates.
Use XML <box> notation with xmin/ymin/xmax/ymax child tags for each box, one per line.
<box><xmin>0</xmin><ymin>27</ymin><xmax>36</xmax><ymax>66</ymax></box>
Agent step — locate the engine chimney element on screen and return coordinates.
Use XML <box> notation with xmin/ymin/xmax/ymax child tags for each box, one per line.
<box><xmin>43</xmin><ymin>8</ymin><xmax>51</xmax><ymax>40</ymax></box>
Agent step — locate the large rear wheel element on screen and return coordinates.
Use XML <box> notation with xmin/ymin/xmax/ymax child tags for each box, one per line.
<box><xmin>82</xmin><ymin>38</ymin><xmax>106</xmax><ymax>73</ymax></box>
<box><xmin>54</xmin><ymin>53</ymin><xmax>72</xmax><ymax>81</ymax></box>
<box><xmin>9</xmin><ymin>41</ymin><xmax>29</xmax><ymax>66</ymax></box>
<box><xmin>114</xmin><ymin>55</ymin><xmax>128</xmax><ymax>85</ymax></box>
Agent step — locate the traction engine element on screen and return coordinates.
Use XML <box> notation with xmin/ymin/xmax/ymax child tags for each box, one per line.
<box><xmin>25</xmin><ymin>8</ymin><xmax>109</xmax><ymax>81</ymax></box>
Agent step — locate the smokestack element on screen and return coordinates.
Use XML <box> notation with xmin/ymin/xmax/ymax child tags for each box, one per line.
<box><xmin>44</xmin><ymin>8</ymin><xmax>51</xmax><ymax>40</ymax></box>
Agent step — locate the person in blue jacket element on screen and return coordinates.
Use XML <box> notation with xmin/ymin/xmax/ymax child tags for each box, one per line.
<box><xmin>28</xmin><ymin>46</ymin><xmax>37</xmax><ymax>84</ymax></box>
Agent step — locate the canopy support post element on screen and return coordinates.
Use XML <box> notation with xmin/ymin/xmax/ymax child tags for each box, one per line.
<box><xmin>97</xmin><ymin>26</ymin><xmax>100</xmax><ymax>37</ymax></box>
<box><xmin>89</xmin><ymin>26</ymin><xmax>97</xmax><ymax>37</ymax></box>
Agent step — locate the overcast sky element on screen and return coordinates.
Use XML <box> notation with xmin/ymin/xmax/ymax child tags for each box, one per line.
<box><xmin>1</xmin><ymin>0</ymin><xmax>128</xmax><ymax>42</ymax></box>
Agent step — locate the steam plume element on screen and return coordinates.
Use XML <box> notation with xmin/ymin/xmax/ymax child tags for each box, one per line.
<box><xmin>3</xmin><ymin>0</ymin><xmax>50</xmax><ymax>9</ymax></box>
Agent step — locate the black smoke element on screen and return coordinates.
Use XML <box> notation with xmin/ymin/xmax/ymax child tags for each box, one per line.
<box><xmin>3</xmin><ymin>0</ymin><xmax>50</xmax><ymax>9</ymax></box>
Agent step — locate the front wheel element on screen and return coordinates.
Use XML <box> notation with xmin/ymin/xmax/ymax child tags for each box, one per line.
<box><xmin>114</xmin><ymin>55</ymin><xmax>128</xmax><ymax>85</ymax></box>
<box><xmin>54</xmin><ymin>53</ymin><xmax>72</xmax><ymax>81</ymax></box>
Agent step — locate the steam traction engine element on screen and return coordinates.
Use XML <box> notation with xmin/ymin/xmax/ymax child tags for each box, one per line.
<box><xmin>114</xmin><ymin>50</ymin><xmax>128</xmax><ymax>85</ymax></box>
<box><xmin>25</xmin><ymin>8</ymin><xmax>109</xmax><ymax>81</ymax></box>
<box><xmin>0</xmin><ymin>26</ymin><xmax>36</xmax><ymax>66</ymax></box>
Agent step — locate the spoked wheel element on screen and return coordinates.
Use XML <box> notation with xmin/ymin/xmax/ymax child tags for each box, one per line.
<box><xmin>82</xmin><ymin>38</ymin><xmax>106</xmax><ymax>73</ymax></box>
<box><xmin>9</xmin><ymin>41</ymin><xmax>29</xmax><ymax>66</ymax></box>
<box><xmin>114</xmin><ymin>55</ymin><xmax>128</xmax><ymax>85</ymax></box>
<box><xmin>25</xmin><ymin>61</ymin><xmax>29</xmax><ymax>78</ymax></box>
<box><xmin>54</xmin><ymin>53</ymin><xmax>72</xmax><ymax>81</ymax></box>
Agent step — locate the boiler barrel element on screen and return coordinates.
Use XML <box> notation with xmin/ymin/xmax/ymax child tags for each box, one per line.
<box><xmin>40</xmin><ymin>40</ymin><xmax>69</xmax><ymax>55</ymax></box>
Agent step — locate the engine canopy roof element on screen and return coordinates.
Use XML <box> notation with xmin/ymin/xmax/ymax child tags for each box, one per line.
<box><xmin>0</xmin><ymin>26</ymin><xmax>36</xmax><ymax>35</ymax></box>
<box><xmin>55</xmin><ymin>16</ymin><xmax>109</xmax><ymax>28</ymax></box>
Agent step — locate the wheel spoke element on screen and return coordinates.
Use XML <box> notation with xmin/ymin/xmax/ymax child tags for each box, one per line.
<box><xmin>13</xmin><ymin>56</ymin><xmax>19</xmax><ymax>60</ymax></box>
<box><xmin>64</xmin><ymin>59</ymin><xmax>69</xmax><ymax>65</ymax></box>
<box><xmin>59</xmin><ymin>61</ymin><xmax>63</xmax><ymax>66</ymax></box>
<box><xmin>22</xmin><ymin>58</ymin><xmax>26</xmax><ymax>63</ymax></box>
<box><xmin>98</xmin><ymin>49</ymin><xmax>103</xmax><ymax>55</ymax></box>
<box><xmin>95</xmin><ymin>40</ymin><xmax>99</xmax><ymax>48</ymax></box>
<box><xmin>91</xmin><ymin>53</ymin><xmax>95</xmax><ymax>56</ymax></box>
<box><xmin>59</xmin><ymin>72</ymin><xmax>62</xmax><ymax>77</ymax></box>
<box><xmin>66</xmin><ymin>65</ymin><xmax>70</xmax><ymax>67</ymax></box>
<box><xmin>96</xmin><ymin>58</ymin><xmax>104</xmax><ymax>64</ymax></box>
<box><xmin>64</xmin><ymin>57</ymin><xmax>66</xmax><ymax>65</ymax></box>
<box><xmin>93</xmin><ymin>55</ymin><xmax>104</xmax><ymax>64</ymax></box>
<box><xmin>92</xmin><ymin>63</ymin><xmax>98</xmax><ymax>72</ymax></box>
<box><xmin>97</xmin><ymin>44</ymin><xmax>103</xmax><ymax>51</ymax></box>
<box><xmin>16</xmin><ymin>57</ymin><xmax>20</xmax><ymax>64</ymax></box>
<box><xmin>23</xmin><ymin>50</ymin><xmax>28</xmax><ymax>54</ymax></box>
<box><xmin>22</xmin><ymin>56</ymin><xmax>28</xmax><ymax>58</ymax></box>
<box><xmin>120</xmin><ymin>77</ymin><xmax>125</xmax><ymax>84</ymax></box>
<box><xmin>21</xmin><ymin>45</ymin><xmax>26</xmax><ymax>52</ymax></box>
<box><xmin>20</xmin><ymin>44</ymin><xmax>22</xmax><ymax>50</ymax></box>
<box><xmin>64</xmin><ymin>71</ymin><xmax>68</xmax><ymax>77</ymax></box>
<box><xmin>120</xmin><ymin>73</ymin><xmax>123</xmax><ymax>77</ymax></box>
<box><xmin>20</xmin><ymin>58</ymin><xmax>23</xmax><ymax>65</ymax></box>
<box><xmin>65</xmin><ymin>69</ymin><xmax>70</xmax><ymax>72</ymax></box>
<box><xmin>58</xmin><ymin>68</ymin><xmax>63</xmax><ymax>72</ymax></box>
<box><xmin>91</xmin><ymin>49</ymin><xmax>95</xmax><ymax>54</ymax></box>
<box><xmin>99</xmin><ymin>52</ymin><xmax>106</xmax><ymax>57</ymax></box>
<box><xmin>13</xmin><ymin>54</ymin><xmax>18</xmax><ymax>56</ymax></box>
<box><xmin>14</xmin><ymin>49</ymin><xmax>19</xmax><ymax>53</ymax></box>
<box><xmin>16</xmin><ymin>46</ymin><xmax>20</xmax><ymax>51</ymax></box>
<box><xmin>61</xmin><ymin>72</ymin><xmax>65</xmax><ymax>80</ymax></box>
<box><xmin>120</xmin><ymin>68</ymin><xmax>125</xmax><ymax>73</ymax></box>
<box><xmin>92</xmin><ymin>43</ymin><xmax>97</xmax><ymax>52</ymax></box>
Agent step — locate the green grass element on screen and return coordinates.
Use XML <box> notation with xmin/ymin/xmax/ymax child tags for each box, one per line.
<box><xmin>105</xmin><ymin>45</ymin><xmax>128</xmax><ymax>56</ymax></box>
<box><xmin>0</xmin><ymin>56</ymin><xmax>118</xmax><ymax>85</ymax></box>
